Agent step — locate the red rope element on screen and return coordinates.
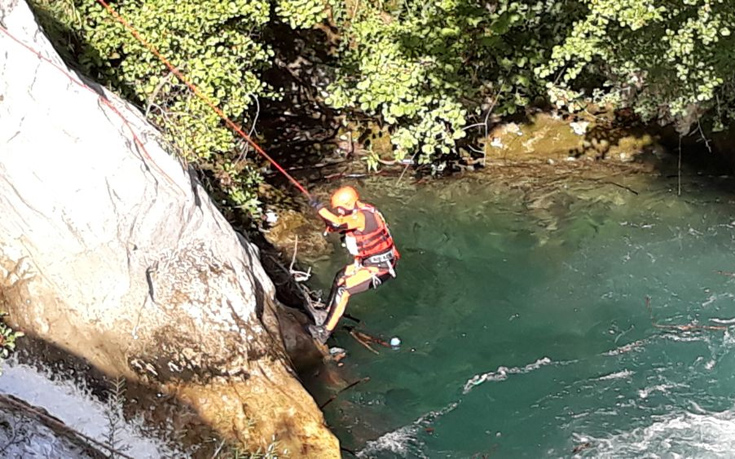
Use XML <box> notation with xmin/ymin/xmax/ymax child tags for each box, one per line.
<box><xmin>0</xmin><ymin>25</ymin><xmax>182</xmax><ymax>192</ymax></box>
<box><xmin>94</xmin><ymin>0</ymin><xmax>312</xmax><ymax>198</ymax></box>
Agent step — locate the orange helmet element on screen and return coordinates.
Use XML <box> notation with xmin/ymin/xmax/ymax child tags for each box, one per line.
<box><xmin>331</xmin><ymin>186</ymin><xmax>359</xmax><ymax>211</ymax></box>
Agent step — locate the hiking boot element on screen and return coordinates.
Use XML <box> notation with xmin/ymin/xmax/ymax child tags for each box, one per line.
<box><xmin>308</xmin><ymin>324</ymin><xmax>330</xmax><ymax>344</ymax></box>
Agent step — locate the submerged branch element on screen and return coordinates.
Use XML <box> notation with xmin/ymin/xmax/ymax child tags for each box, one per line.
<box><xmin>644</xmin><ymin>296</ymin><xmax>728</xmax><ymax>332</ymax></box>
<box><xmin>319</xmin><ymin>377</ymin><xmax>370</xmax><ymax>409</ymax></box>
<box><xmin>345</xmin><ymin>326</ymin><xmax>390</xmax><ymax>348</ymax></box>
<box><xmin>598</xmin><ymin>180</ymin><xmax>639</xmax><ymax>195</ymax></box>
<box><xmin>348</xmin><ymin>329</ymin><xmax>379</xmax><ymax>354</ymax></box>
<box><xmin>715</xmin><ymin>270</ymin><xmax>735</xmax><ymax>278</ymax></box>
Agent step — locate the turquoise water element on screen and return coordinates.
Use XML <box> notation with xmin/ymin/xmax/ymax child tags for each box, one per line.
<box><xmin>309</xmin><ymin>173</ymin><xmax>735</xmax><ymax>458</ymax></box>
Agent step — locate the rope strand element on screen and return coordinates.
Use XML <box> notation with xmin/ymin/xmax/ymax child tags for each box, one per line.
<box><xmin>94</xmin><ymin>0</ymin><xmax>312</xmax><ymax>197</ymax></box>
<box><xmin>0</xmin><ymin>25</ymin><xmax>183</xmax><ymax>193</ymax></box>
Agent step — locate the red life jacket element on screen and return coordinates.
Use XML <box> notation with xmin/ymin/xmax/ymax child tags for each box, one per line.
<box><xmin>345</xmin><ymin>203</ymin><xmax>399</xmax><ymax>261</ymax></box>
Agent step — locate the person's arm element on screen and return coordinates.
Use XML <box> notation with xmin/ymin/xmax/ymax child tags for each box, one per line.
<box><xmin>317</xmin><ymin>207</ymin><xmax>363</xmax><ymax>232</ymax></box>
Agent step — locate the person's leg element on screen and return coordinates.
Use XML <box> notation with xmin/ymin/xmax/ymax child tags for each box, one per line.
<box><xmin>323</xmin><ymin>266</ymin><xmax>374</xmax><ymax>333</ymax></box>
<box><xmin>309</xmin><ymin>265</ymin><xmax>367</xmax><ymax>343</ymax></box>
<box><xmin>310</xmin><ymin>264</ymin><xmax>395</xmax><ymax>343</ymax></box>
<box><xmin>322</xmin><ymin>266</ymin><xmax>347</xmax><ymax>313</ymax></box>
<box><xmin>310</xmin><ymin>266</ymin><xmax>347</xmax><ymax>326</ymax></box>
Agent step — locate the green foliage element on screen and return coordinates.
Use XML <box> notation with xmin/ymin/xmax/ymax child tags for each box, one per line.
<box><xmin>227</xmin><ymin>437</ymin><xmax>284</xmax><ymax>458</ymax></box>
<box><xmin>31</xmin><ymin>0</ymin><xmax>274</xmax><ymax>215</ymax></box>
<box><xmin>0</xmin><ymin>313</ymin><xmax>23</xmax><ymax>361</ymax></box>
<box><xmin>232</xmin><ymin>445</ymin><xmax>282</xmax><ymax>458</ymax></box>
<box><xmin>275</xmin><ymin>0</ymin><xmax>328</xmax><ymax>29</ymax></box>
<box><xmin>77</xmin><ymin>0</ymin><xmax>273</xmax><ymax>152</ymax></box>
<box><xmin>537</xmin><ymin>0</ymin><xmax>735</xmax><ymax>131</ymax></box>
<box><xmin>327</xmin><ymin>0</ymin><xmax>735</xmax><ymax>160</ymax></box>
<box><xmin>325</xmin><ymin>0</ymin><xmax>578</xmax><ymax>163</ymax></box>
<box><xmin>30</xmin><ymin>0</ymin><xmax>735</xmax><ymax>173</ymax></box>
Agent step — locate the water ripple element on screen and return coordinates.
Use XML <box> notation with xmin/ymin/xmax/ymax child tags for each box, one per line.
<box><xmin>463</xmin><ymin>357</ymin><xmax>553</xmax><ymax>394</ymax></box>
<box><xmin>357</xmin><ymin>402</ymin><xmax>459</xmax><ymax>458</ymax></box>
<box><xmin>574</xmin><ymin>407</ymin><xmax>735</xmax><ymax>457</ymax></box>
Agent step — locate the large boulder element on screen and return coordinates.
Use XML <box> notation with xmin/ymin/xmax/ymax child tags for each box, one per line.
<box><xmin>0</xmin><ymin>0</ymin><xmax>337</xmax><ymax>456</ymax></box>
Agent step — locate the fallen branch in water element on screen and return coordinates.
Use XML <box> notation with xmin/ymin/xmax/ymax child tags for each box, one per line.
<box><xmin>288</xmin><ymin>236</ymin><xmax>311</xmax><ymax>282</ymax></box>
<box><xmin>323</xmin><ymin>171</ymin><xmax>367</xmax><ymax>180</ymax></box>
<box><xmin>645</xmin><ymin>296</ymin><xmax>728</xmax><ymax>332</ymax></box>
<box><xmin>345</xmin><ymin>326</ymin><xmax>390</xmax><ymax>348</ymax></box>
<box><xmin>348</xmin><ymin>328</ymin><xmax>379</xmax><ymax>354</ymax></box>
<box><xmin>319</xmin><ymin>377</ymin><xmax>370</xmax><ymax>409</ymax></box>
<box><xmin>264</xmin><ymin>246</ymin><xmax>325</xmax><ymax>324</ymax></box>
<box><xmin>396</xmin><ymin>152</ymin><xmax>419</xmax><ymax>185</ymax></box>
<box><xmin>262</xmin><ymin>158</ymin><xmax>349</xmax><ymax>174</ymax></box>
<box><xmin>601</xmin><ymin>180</ymin><xmax>639</xmax><ymax>195</ymax></box>
<box><xmin>343</xmin><ymin>312</ymin><xmax>361</xmax><ymax>323</ymax></box>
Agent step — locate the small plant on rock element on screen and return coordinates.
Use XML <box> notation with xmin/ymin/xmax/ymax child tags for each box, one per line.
<box><xmin>0</xmin><ymin>313</ymin><xmax>23</xmax><ymax>360</ymax></box>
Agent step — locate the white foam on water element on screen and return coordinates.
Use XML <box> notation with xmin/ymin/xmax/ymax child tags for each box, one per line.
<box><xmin>660</xmin><ymin>333</ymin><xmax>708</xmax><ymax>343</ymax></box>
<box><xmin>463</xmin><ymin>357</ymin><xmax>553</xmax><ymax>393</ymax></box>
<box><xmin>596</xmin><ymin>370</ymin><xmax>635</xmax><ymax>381</ymax></box>
<box><xmin>602</xmin><ymin>339</ymin><xmax>647</xmax><ymax>356</ymax></box>
<box><xmin>357</xmin><ymin>402</ymin><xmax>459</xmax><ymax>458</ymax></box>
<box><xmin>638</xmin><ymin>383</ymin><xmax>678</xmax><ymax>399</ymax></box>
<box><xmin>357</xmin><ymin>424</ymin><xmax>424</xmax><ymax>458</ymax></box>
<box><xmin>700</xmin><ymin>293</ymin><xmax>734</xmax><ymax>308</ymax></box>
<box><xmin>575</xmin><ymin>407</ymin><xmax>735</xmax><ymax>457</ymax></box>
<box><xmin>710</xmin><ymin>317</ymin><xmax>735</xmax><ymax>325</ymax></box>
<box><xmin>0</xmin><ymin>359</ymin><xmax>184</xmax><ymax>458</ymax></box>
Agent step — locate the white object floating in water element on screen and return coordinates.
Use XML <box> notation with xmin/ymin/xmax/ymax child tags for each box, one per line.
<box><xmin>390</xmin><ymin>337</ymin><xmax>401</xmax><ymax>348</ymax></box>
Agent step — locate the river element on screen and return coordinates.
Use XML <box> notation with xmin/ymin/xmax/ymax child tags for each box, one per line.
<box><xmin>307</xmin><ymin>168</ymin><xmax>735</xmax><ymax>458</ymax></box>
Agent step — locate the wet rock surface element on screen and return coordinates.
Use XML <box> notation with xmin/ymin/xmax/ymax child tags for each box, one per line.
<box><xmin>0</xmin><ymin>394</ymin><xmax>106</xmax><ymax>459</ymax></box>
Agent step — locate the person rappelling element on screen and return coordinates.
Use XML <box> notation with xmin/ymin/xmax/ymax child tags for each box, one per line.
<box><xmin>307</xmin><ymin>186</ymin><xmax>400</xmax><ymax>343</ymax></box>
<box><xmin>90</xmin><ymin>0</ymin><xmax>401</xmax><ymax>349</ymax></box>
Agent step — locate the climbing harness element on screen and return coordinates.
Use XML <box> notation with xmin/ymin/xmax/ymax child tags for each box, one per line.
<box><xmin>365</xmin><ymin>251</ymin><xmax>395</xmax><ymax>265</ymax></box>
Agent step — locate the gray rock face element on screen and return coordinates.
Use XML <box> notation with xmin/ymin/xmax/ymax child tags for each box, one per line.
<box><xmin>0</xmin><ymin>1</ymin><xmax>337</xmax><ymax>455</ymax></box>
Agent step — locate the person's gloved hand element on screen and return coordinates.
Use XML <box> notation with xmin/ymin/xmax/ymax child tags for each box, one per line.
<box><xmin>308</xmin><ymin>195</ymin><xmax>324</xmax><ymax>210</ymax></box>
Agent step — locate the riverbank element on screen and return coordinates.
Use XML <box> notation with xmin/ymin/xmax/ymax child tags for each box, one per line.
<box><xmin>260</xmin><ymin>110</ymin><xmax>720</xmax><ymax>263</ymax></box>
